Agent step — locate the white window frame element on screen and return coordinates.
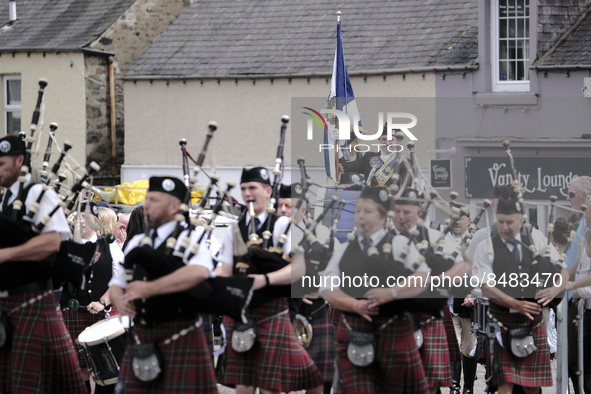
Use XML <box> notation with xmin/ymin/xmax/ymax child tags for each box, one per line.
<box><xmin>3</xmin><ymin>75</ymin><xmax>21</xmax><ymax>135</ymax></box>
<box><xmin>491</xmin><ymin>0</ymin><xmax>530</xmax><ymax>92</ymax></box>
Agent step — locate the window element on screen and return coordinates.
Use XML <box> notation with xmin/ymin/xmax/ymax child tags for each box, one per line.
<box><xmin>4</xmin><ymin>75</ymin><xmax>21</xmax><ymax>135</ymax></box>
<box><xmin>491</xmin><ymin>0</ymin><xmax>530</xmax><ymax>92</ymax></box>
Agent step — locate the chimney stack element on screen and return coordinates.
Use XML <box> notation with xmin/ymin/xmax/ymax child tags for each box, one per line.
<box><xmin>9</xmin><ymin>0</ymin><xmax>16</xmax><ymax>24</ymax></box>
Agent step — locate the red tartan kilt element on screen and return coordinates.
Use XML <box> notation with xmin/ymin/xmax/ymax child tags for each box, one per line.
<box><xmin>62</xmin><ymin>308</ymin><xmax>117</xmax><ymax>368</ymax></box>
<box><xmin>329</xmin><ymin>305</ymin><xmax>342</xmax><ymax>330</ymax></box>
<box><xmin>336</xmin><ymin>312</ymin><xmax>428</xmax><ymax>393</ymax></box>
<box><xmin>488</xmin><ymin>305</ymin><xmax>552</xmax><ymax>388</ymax></box>
<box><xmin>0</xmin><ymin>291</ymin><xmax>86</xmax><ymax>394</ymax></box>
<box><xmin>303</xmin><ymin>305</ymin><xmax>335</xmax><ymax>381</ymax></box>
<box><xmin>417</xmin><ymin>314</ymin><xmax>452</xmax><ymax>388</ymax></box>
<box><xmin>218</xmin><ymin>297</ymin><xmax>323</xmax><ymax>392</ymax></box>
<box><xmin>443</xmin><ymin>305</ymin><xmax>462</xmax><ymax>362</ymax></box>
<box><xmin>117</xmin><ymin>317</ymin><xmax>217</xmax><ymax>394</ymax></box>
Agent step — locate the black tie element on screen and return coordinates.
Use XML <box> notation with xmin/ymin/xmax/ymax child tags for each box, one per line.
<box><xmin>361</xmin><ymin>236</ymin><xmax>371</xmax><ymax>253</ymax></box>
<box><xmin>510</xmin><ymin>239</ymin><xmax>520</xmax><ymax>262</ymax></box>
<box><xmin>2</xmin><ymin>189</ymin><xmax>12</xmax><ymax>212</ymax></box>
<box><xmin>254</xmin><ymin>218</ymin><xmax>261</xmax><ymax>232</ymax></box>
<box><xmin>150</xmin><ymin>229</ymin><xmax>158</xmax><ymax>247</ymax></box>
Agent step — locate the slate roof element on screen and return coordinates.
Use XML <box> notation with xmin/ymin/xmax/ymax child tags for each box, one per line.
<box><xmin>0</xmin><ymin>0</ymin><xmax>134</xmax><ymax>51</ymax></box>
<box><xmin>534</xmin><ymin>4</ymin><xmax>591</xmax><ymax>66</ymax></box>
<box><xmin>537</xmin><ymin>0</ymin><xmax>591</xmax><ymax>56</ymax></box>
<box><xmin>124</xmin><ymin>0</ymin><xmax>479</xmax><ymax>78</ymax></box>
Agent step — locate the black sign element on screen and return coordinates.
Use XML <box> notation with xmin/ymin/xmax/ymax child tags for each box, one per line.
<box><xmin>430</xmin><ymin>159</ymin><xmax>451</xmax><ymax>188</ymax></box>
<box><xmin>465</xmin><ymin>157</ymin><xmax>591</xmax><ymax>199</ymax></box>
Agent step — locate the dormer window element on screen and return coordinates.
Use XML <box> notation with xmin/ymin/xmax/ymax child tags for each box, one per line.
<box><xmin>491</xmin><ymin>0</ymin><xmax>530</xmax><ymax>92</ymax></box>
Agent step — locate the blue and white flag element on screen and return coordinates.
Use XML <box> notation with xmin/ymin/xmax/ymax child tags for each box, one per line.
<box><xmin>324</xmin><ymin>23</ymin><xmax>362</xmax><ymax>182</ymax></box>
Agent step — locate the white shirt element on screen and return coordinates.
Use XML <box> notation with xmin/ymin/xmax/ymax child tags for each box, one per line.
<box><xmin>108</xmin><ymin>220</ymin><xmax>213</xmax><ymax>289</ymax></box>
<box><xmin>445</xmin><ymin>231</ymin><xmax>464</xmax><ymax>247</ymax></box>
<box><xmin>472</xmin><ymin>229</ymin><xmax>563</xmax><ymax>286</ymax></box>
<box><xmin>380</xmin><ymin>150</ymin><xmax>396</xmax><ymax>163</ymax></box>
<box><xmin>2</xmin><ymin>173</ymin><xmax>70</xmax><ymax>240</ymax></box>
<box><xmin>218</xmin><ymin>211</ymin><xmax>292</xmax><ymax>266</ymax></box>
<box><xmin>393</xmin><ymin>224</ymin><xmax>463</xmax><ymax>263</ymax></box>
<box><xmin>319</xmin><ymin>228</ymin><xmax>429</xmax><ymax>293</ymax></box>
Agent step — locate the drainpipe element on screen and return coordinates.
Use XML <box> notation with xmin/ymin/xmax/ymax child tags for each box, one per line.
<box><xmin>108</xmin><ymin>56</ymin><xmax>117</xmax><ymax>182</ymax></box>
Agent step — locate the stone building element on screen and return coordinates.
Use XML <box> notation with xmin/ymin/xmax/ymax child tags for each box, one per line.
<box><xmin>435</xmin><ymin>0</ymin><xmax>591</xmax><ymax>232</ymax></box>
<box><xmin>0</xmin><ymin>0</ymin><xmax>190</xmax><ymax>183</ymax></box>
<box><xmin>121</xmin><ymin>0</ymin><xmax>478</xmax><ymax>193</ymax></box>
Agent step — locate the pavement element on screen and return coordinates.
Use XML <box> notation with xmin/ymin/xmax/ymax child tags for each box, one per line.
<box><xmin>217</xmin><ymin>359</ymin><xmax>571</xmax><ymax>393</ymax></box>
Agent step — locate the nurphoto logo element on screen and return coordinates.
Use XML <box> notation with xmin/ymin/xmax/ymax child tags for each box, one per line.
<box><xmin>302</xmin><ymin>108</ymin><xmax>418</xmax><ymax>153</ymax></box>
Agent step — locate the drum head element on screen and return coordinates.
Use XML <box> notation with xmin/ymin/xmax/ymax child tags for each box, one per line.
<box><xmin>78</xmin><ymin>317</ymin><xmax>132</xmax><ymax>346</ymax></box>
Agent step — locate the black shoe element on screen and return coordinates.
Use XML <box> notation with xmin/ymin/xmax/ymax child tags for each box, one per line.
<box><xmin>450</xmin><ymin>360</ymin><xmax>462</xmax><ymax>394</ymax></box>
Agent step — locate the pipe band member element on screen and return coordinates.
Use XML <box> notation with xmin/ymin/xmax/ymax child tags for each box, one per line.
<box><xmin>0</xmin><ymin>135</ymin><xmax>87</xmax><ymax>394</ymax></box>
<box><xmin>473</xmin><ymin>186</ymin><xmax>568</xmax><ymax>394</ymax></box>
<box><xmin>279</xmin><ymin>183</ymin><xmax>336</xmax><ymax>394</ymax></box>
<box><xmin>217</xmin><ymin>167</ymin><xmax>324</xmax><ymax>394</ymax></box>
<box><xmin>109</xmin><ymin>176</ymin><xmax>218</xmax><ymax>394</ymax></box>
<box><xmin>389</xmin><ymin>187</ymin><xmax>467</xmax><ymax>392</ymax></box>
<box><xmin>60</xmin><ymin>201</ymin><xmax>124</xmax><ymax>391</ymax></box>
<box><xmin>320</xmin><ymin>187</ymin><xmax>430</xmax><ymax>393</ymax></box>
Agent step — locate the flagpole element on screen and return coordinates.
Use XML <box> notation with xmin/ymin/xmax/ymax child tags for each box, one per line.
<box><xmin>335</xmin><ymin>10</ymin><xmax>342</xmax><ymax>184</ymax></box>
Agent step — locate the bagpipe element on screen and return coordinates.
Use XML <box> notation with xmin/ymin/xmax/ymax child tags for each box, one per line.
<box><xmin>365</xmin><ymin>150</ymin><xmax>471</xmax><ymax>316</ymax></box>
<box><xmin>123</xmin><ymin>122</ymin><xmax>255</xmax><ymax>324</ymax></box>
<box><xmin>376</xmin><ymin>191</ymin><xmax>450</xmax><ymax>317</ymax></box>
<box><xmin>501</xmin><ymin>140</ymin><xmax>565</xmax><ymax>297</ymax></box>
<box><xmin>396</xmin><ymin>152</ymin><xmax>458</xmax><ymax>276</ymax></box>
<box><xmin>0</xmin><ymin>214</ymin><xmax>96</xmax><ymax>291</ymax></box>
<box><xmin>124</xmin><ymin>244</ymin><xmax>254</xmax><ymax>324</ymax></box>
<box><xmin>231</xmin><ymin>116</ymin><xmax>295</xmax><ymax>309</ymax></box>
<box><xmin>0</xmin><ymin>79</ymin><xmax>98</xmax><ymax>292</ymax></box>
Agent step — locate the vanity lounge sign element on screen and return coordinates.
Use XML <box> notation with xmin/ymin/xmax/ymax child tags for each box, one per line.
<box><xmin>465</xmin><ymin>157</ymin><xmax>591</xmax><ymax>199</ymax></box>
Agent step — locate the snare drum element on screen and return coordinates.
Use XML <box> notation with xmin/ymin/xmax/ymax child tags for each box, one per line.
<box><xmin>470</xmin><ymin>289</ymin><xmax>490</xmax><ymax>336</ymax></box>
<box><xmin>77</xmin><ymin>317</ymin><xmax>132</xmax><ymax>386</ymax></box>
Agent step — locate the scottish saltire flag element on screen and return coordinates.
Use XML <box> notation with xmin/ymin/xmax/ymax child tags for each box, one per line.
<box><xmin>324</xmin><ymin>22</ymin><xmax>362</xmax><ymax>182</ymax></box>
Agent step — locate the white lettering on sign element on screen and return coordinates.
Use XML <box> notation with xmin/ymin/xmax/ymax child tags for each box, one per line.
<box><xmin>432</xmin><ymin>165</ymin><xmax>449</xmax><ymax>181</ymax></box>
<box><xmin>487</xmin><ymin>162</ymin><xmax>578</xmax><ymax>197</ymax></box>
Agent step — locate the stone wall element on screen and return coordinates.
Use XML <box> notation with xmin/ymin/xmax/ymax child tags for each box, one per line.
<box><xmin>84</xmin><ymin>54</ymin><xmax>112</xmax><ymax>181</ymax></box>
<box><xmin>88</xmin><ymin>0</ymin><xmax>192</xmax><ymax>184</ymax></box>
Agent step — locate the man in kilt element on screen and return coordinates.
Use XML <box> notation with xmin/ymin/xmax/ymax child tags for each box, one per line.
<box><xmin>109</xmin><ymin>176</ymin><xmax>218</xmax><ymax>393</ymax></box>
<box><xmin>278</xmin><ymin>183</ymin><xmax>336</xmax><ymax>394</ymax></box>
<box><xmin>61</xmin><ymin>201</ymin><xmax>124</xmax><ymax>393</ymax></box>
<box><xmin>473</xmin><ymin>186</ymin><xmax>568</xmax><ymax>393</ymax></box>
<box><xmin>386</xmin><ymin>187</ymin><xmax>471</xmax><ymax>393</ymax></box>
<box><xmin>320</xmin><ymin>187</ymin><xmax>430</xmax><ymax>393</ymax></box>
<box><xmin>0</xmin><ymin>135</ymin><xmax>87</xmax><ymax>393</ymax></box>
<box><xmin>217</xmin><ymin>167</ymin><xmax>324</xmax><ymax>394</ymax></box>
